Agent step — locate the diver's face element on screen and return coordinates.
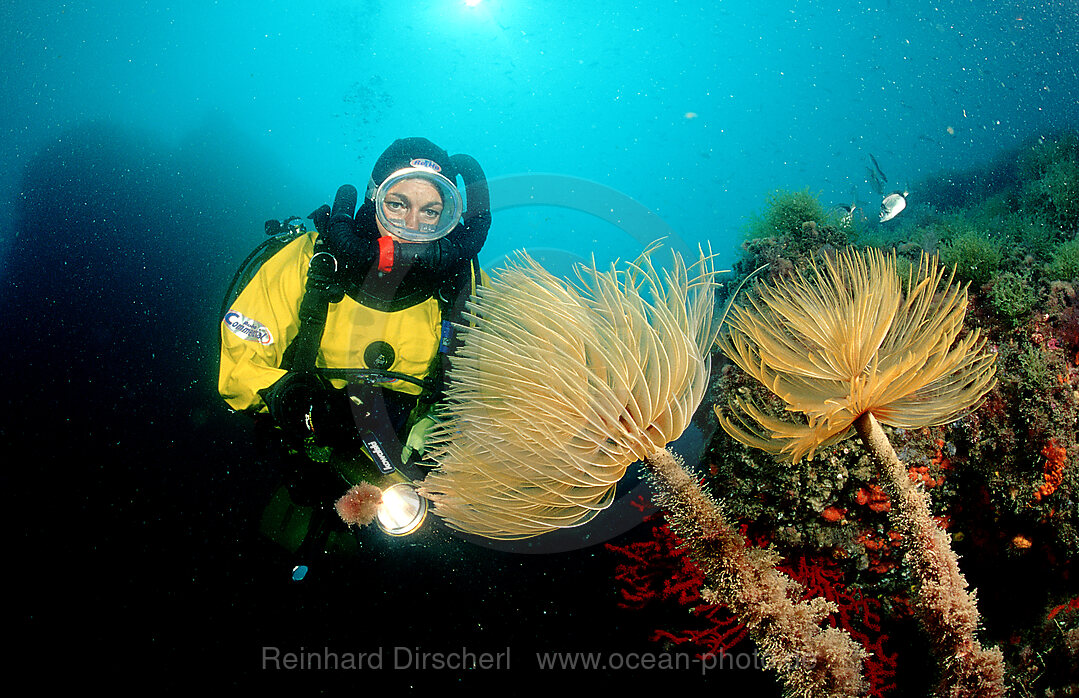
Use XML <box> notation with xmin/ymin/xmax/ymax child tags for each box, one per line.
<box><xmin>376</xmin><ymin>178</ymin><xmax>444</xmax><ymax>241</ymax></box>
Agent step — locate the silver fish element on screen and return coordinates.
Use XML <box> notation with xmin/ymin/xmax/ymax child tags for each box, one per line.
<box><xmin>880</xmin><ymin>191</ymin><xmax>908</xmax><ymax>222</ymax></box>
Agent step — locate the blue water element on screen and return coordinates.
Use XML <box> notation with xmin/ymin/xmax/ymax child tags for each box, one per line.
<box><xmin>4</xmin><ymin>0</ymin><xmax>1076</xmax><ymax>692</ymax></box>
<box><xmin>5</xmin><ymin>1</ymin><xmax>1076</xmax><ymax>268</ymax></box>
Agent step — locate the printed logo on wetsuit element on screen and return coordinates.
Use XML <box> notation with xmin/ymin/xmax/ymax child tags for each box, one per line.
<box><xmin>224</xmin><ymin>310</ymin><xmax>274</xmax><ymax>346</ymax></box>
<box><xmin>410</xmin><ymin>158</ymin><xmax>441</xmax><ymax>173</ymax></box>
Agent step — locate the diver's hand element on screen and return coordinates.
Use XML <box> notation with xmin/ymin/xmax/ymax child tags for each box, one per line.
<box><xmin>402</xmin><ymin>415</ymin><xmax>438</xmax><ymax>464</ymax></box>
<box><xmin>329</xmin><ymin>184</ymin><xmax>358</xmax><ymax>237</ymax></box>
<box><xmin>307</xmin><ymin>204</ymin><xmax>331</xmax><ymax>235</ymax></box>
<box><xmin>313</xmin><ymin>184</ymin><xmax>385</xmax><ymax>278</ymax></box>
<box><xmin>307</xmin><ymin>184</ymin><xmax>360</xmax><ymax>241</ymax></box>
<box><xmin>391</xmin><ymin>236</ymin><xmax>465</xmax><ymax>277</ymax></box>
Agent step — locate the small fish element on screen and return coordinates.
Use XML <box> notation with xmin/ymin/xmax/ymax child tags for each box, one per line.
<box><xmin>880</xmin><ymin>191</ymin><xmax>909</xmax><ymax>222</ymax></box>
<box><xmin>835</xmin><ymin>203</ymin><xmax>858</xmax><ymax>226</ymax></box>
<box><xmin>866</xmin><ymin>167</ymin><xmax>884</xmax><ymax>195</ymax></box>
<box><xmin>869</xmin><ymin>153</ymin><xmax>889</xmax><ymax>183</ymax></box>
<box><xmin>834</xmin><ymin>188</ymin><xmax>862</xmax><ymax>226</ymax></box>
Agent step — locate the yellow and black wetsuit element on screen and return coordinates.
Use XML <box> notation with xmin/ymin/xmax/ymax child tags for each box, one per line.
<box><xmin>219</xmin><ymin>138</ymin><xmax>490</xmax><ymax>550</ymax></box>
<box><xmin>218</xmin><ymin>224</ymin><xmax>482</xmax><ymax>552</ymax></box>
<box><xmin>219</xmin><ymin>230</ymin><xmax>446</xmax><ymax>414</ymax></box>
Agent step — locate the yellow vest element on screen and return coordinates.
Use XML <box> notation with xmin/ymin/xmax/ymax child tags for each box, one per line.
<box><xmin>218</xmin><ymin>231</ymin><xmax>447</xmax><ymax>412</ymax></box>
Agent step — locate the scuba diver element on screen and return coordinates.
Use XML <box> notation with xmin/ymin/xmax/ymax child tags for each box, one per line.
<box><xmin>218</xmin><ymin>138</ymin><xmax>490</xmax><ymax>575</ymax></box>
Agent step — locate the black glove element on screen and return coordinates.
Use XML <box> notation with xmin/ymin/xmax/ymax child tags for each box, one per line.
<box><xmin>307</xmin><ymin>204</ymin><xmax>331</xmax><ymax>235</ymax></box>
<box><xmin>315</xmin><ymin>185</ymin><xmax>373</xmax><ymax>270</ymax></box>
<box><xmin>261</xmin><ymin>372</ymin><xmax>354</xmax><ymax>448</ymax></box>
<box><xmin>391</xmin><ymin>236</ymin><xmax>466</xmax><ymax>279</ymax></box>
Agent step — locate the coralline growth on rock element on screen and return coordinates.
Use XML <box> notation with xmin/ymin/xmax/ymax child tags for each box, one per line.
<box><xmin>1036</xmin><ymin>438</ymin><xmax>1068</xmax><ymax>501</ymax></box>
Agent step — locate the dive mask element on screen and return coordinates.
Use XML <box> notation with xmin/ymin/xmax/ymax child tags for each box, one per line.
<box><xmin>368</xmin><ymin>161</ymin><xmax>463</xmax><ymax>242</ymax></box>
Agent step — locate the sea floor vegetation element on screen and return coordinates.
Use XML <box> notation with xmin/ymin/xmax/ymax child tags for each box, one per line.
<box><xmin>612</xmin><ymin>130</ymin><xmax>1079</xmax><ymax>697</ymax></box>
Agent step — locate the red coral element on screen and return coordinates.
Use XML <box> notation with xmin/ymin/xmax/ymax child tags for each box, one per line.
<box><xmin>781</xmin><ymin>554</ymin><xmax>899</xmax><ymax>696</ymax></box>
<box><xmin>609</xmin><ymin>516</ymin><xmax>899</xmax><ymax>696</ymax></box>
<box><xmin>1047</xmin><ymin>595</ymin><xmax>1079</xmax><ymax>620</ymax></box>
<box><xmin>652</xmin><ymin>604</ymin><xmax>750</xmax><ymax>656</ymax></box>
<box><xmin>609</xmin><ymin>516</ymin><xmax>706</xmax><ymax>611</ymax></box>
<box><xmin>608</xmin><ymin>515</ymin><xmax>753</xmax><ymax>659</ymax></box>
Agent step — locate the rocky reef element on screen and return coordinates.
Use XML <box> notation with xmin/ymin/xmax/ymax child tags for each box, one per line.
<box><xmin>615</xmin><ymin>131</ymin><xmax>1079</xmax><ymax>697</ymax></box>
